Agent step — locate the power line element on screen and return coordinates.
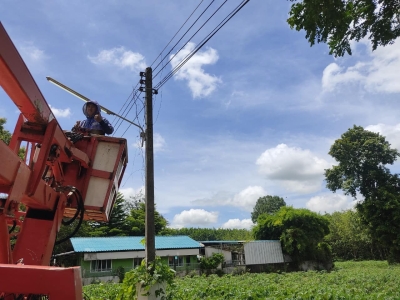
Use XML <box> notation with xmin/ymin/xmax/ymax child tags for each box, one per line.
<box><xmin>154</xmin><ymin>0</ymin><xmax>250</xmax><ymax>90</ymax></box>
<box><xmin>150</xmin><ymin>0</ymin><xmax>206</xmax><ymax>69</ymax></box>
<box><xmin>112</xmin><ymin>88</ymin><xmax>143</xmax><ymax>136</ymax></box>
<box><xmin>152</xmin><ymin>0</ymin><xmax>229</xmax><ymax>81</ymax></box>
<box><xmin>113</xmin><ymin>0</ymin><xmax>250</xmax><ymax>138</ymax></box>
<box><xmin>110</xmin><ymin>84</ymin><xmax>137</xmax><ymax>126</ymax></box>
<box><xmin>112</xmin><ymin>82</ymin><xmax>143</xmax><ymax>132</ymax></box>
<box><xmin>152</xmin><ymin>0</ymin><xmax>216</xmax><ymax>74</ymax></box>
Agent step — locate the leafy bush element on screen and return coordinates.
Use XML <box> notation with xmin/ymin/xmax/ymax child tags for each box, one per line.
<box><xmin>253</xmin><ymin>206</ymin><xmax>332</xmax><ymax>263</ymax></box>
<box><xmin>118</xmin><ymin>257</ymin><xmax>175</xmax><ymax>300</ymax></box>
<box><xmin>113</xmin><ymin>266</ymin><xmax>126</xmax><ymax>283</ymax></box>
<box><xmin>199</xmin><ymin>253</ymin><xmax>224</xmax><ymax>270</ymax></box>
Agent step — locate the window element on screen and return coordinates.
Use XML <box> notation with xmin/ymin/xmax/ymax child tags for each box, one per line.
<box><xmin>168</xmin><ymin>256</ymin><xmax>184</xmax><ymax>267</ymax></box>
<box><xmin>91</xmin><ymin>259</ymin><xmax>112</xmax><ymax>272</ymax></box>
<box><xmin>133</xmin><ymin>258</ymin><xmax>142</xmax><ymax>268</ymax></box>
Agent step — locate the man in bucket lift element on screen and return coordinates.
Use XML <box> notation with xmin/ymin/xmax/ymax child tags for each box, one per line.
<box><xmin>72</xmin><ymin>100</ymin><xmax>114</xmax><ymax>135</ymax></box>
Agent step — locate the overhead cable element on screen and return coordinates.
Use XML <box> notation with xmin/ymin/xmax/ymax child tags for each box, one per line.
<box><xmin>152</xmin><ymin>0</ymin><xmax>216</xmax><ymax>73</ymax></box>
<box><xmin>153</xmin><ymin>0</ymin><xmax>229</xmax><ymax>81</ymax></box>
<box><xmin>150</xmin><ymin>0</ymin><xmax>206</xmax><ymax>69</ymax></box>
<box><xmin>154</xmin><ymin>0</ymin><xmax>250</xmax><ymax>90</ymax></box>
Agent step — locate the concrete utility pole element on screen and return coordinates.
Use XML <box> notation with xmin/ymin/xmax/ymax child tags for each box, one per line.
<box><xmin>144</xmin><ymin>67</ymin><xmax>156</xmax><ymax>264</ymax></box>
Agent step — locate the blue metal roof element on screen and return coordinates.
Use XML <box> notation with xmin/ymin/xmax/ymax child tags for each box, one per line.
<box><xmin>70</xmin><ymin>235</ymin><xmax>203</xmax><ymax>253</ymax></box>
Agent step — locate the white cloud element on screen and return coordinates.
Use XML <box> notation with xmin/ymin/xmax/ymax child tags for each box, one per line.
<box><xmin>256</xmin><ymin>144</ymin><xmax>330</xmax><ymax>194</ymax></box>
<box><xmin>306</xmin><ymin>193</ymin><xmax>355</xmax><ymax>213</ymax></box>
<box><xmin>88</xmin><ymin>47</ymin><xmax>146</xmax><ymax>73</ymax></box>
<box><xmin>132</xmin><ymin>132</ymin><xmax>166</xmax><ymax>153</ymax></box>
<box><xmin>20</xmin><ymin>43</ymin><xmax>47</xmax><ymax>63</ymax></box>
<box><xmin>153</xmin><ymin>133</ymin><xmax>166</xmax><ymax>153</ymax></box>
<box><xmin>322</xmin><ymin>38</ymin><xmax>400</xmax><ymax>93</ymax></box>
<box><xmin>49</xmin><ymin>104</ymin><xmax>71</xmax><ymax>118</ymax></box>
<box><xmin>170</xmin><ymin>209</ymin><xmax>218</xmax><ymax>228</ymax></box>
<box><xmin>221</xmin><ymin>218</ymin><xmax>253</xmax><ymax>230</ymax></box>
<box><xmin>231</xmin><ymin>186</ymin><xmax>266</xmax><ymax>211</ymax></box>
<box><xmin>365</xmin><ymin>123</ymin><xmax>400</xmax><ymax>151</ymax></box>
<box><xmin>322</xmin><ymin>62</ymin><xmax>364</xmax><ymax>92</ymax></box>
<box><xmin>119</xmin><ymin>186</ymin><xmax>144</xmax><ymax>200</ymax></box>
<box><xmin>170</xmin><ymin>42</ymin><xmax>221</xmax><ymax>98</ymax></box>
<box><xmin>191</xmin><ymin>186</ymin><xmax>266</xmax><ymax>212</ymax></box>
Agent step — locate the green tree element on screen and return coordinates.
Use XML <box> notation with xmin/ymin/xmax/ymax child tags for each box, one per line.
<box><xmin>126</xmin><ymin>193</ymin><xmax>168</xmax><ymax>236</ymax></box>
<box><xmin>253</xmin><ymin>206</ymin><xmax>331</xmax><ymax>262</ymax></box>
<box><xmin>0</xmin><ymin>117</ymin><xmax>25</xmax><ymax>159</ymax></box>
<box><xmin>287</xmin><ymin>0</ymin><xmax>400</xmax><ymax>57</ymax></box>
<box><xmin>0</xmin><ymin>118</ymin><xmax>12</xmax><ymax>145</ymax></box>
<box><xmin>89</xmin><ymin>193</ymin><xmax>129</xmax><ymax>236</ymax></box>
<box><xmin>325</xmin><ymin>125</ymin><xmax>400</xmax><ymax>263</ymax></box>
<box><xmin>251</xmin><ymin>195</ymin><xmax>286</xmax><ymax>223</ymax></box>
<box><xmin>325</xmin><ymin>210</ymin><xmax>388</xmax><ymax>260</ymax></box>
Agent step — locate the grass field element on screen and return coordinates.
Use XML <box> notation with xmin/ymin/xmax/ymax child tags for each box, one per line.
<box><xmin>84</xmin><ymin>260</ymin><xmax>400</xmax><ymax>299</ymax></box>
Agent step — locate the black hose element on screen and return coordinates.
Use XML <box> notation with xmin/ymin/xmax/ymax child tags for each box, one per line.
<box><xmin>55</xmin><ymin>188</ymin><xmax>84</xmax><ymax>245</ymax></box>
<box><xmin>8</xmin><ymin>220</ymin><xmax>17</xmax><ymax>234</ymax></box>
<box><xmin>62</xmin><ymin>191</ymin><xmax>81</xmax><ymax>226</ymax></box>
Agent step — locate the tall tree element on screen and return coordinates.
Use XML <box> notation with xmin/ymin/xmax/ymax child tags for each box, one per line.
<box><xmin>325</xmin><ymin>125</ymin><xmax>400</xmax><ymax>263</ymax></box>
<box><xmin>253</xmin><ymin>206</ymin><xmax>331</xmax><ymax>263</ymax></box>
<box><xmin>251</xmin><ymin>195</ymin><xmax>286</xmax><ymax>223</ymax></box>
<box><xmin>125</xmin><ymin>194</ymin><xmax>168</xmax><ymax>236</ymax></box>
<box><xmin>287</xmin><ymin>0</ymin><xmax>400</xmax><ymax>57</ymax></box>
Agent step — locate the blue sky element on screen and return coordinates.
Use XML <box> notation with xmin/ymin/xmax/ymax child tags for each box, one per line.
<box><xmin>2</xmin><ymin>1</ymin><xmax>400</xmax><ymax>230</ymax></box>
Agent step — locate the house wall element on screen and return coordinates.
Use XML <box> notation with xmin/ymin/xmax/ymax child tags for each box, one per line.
<box><xmin>80</xmin><ymin>250</ymin><xmax>201</xmax><ymax>285</ymax></box>
<box><xmin>205</xmin><ymin>247</ymin><xmax>232</xmax><ymax>262</ymax></box>
<box><xmin>81</xmin><ymin>257</ymin><xmax>133</xmax><ymax>285</ymax></box>
<box><xmin>83</xmin><ymin>248</ymin><xmax>199</xmax><ymax>260</ymax></box>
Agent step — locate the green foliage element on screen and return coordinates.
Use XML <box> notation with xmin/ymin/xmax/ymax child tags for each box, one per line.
<box><xmin>253</xmin><ymin>206</ymin><xmax>331</xmax><ymax>262</ymax></box>
<box><xmin>325</xmin><ymin>210</ymin><xmax>388</xmax><ymax>260</ymax></box>
<box><xmin>125</xmin><ymin>193</ymin><xmax>168</xmax><ymax>236</ymax></box>
<box><xmin>89</xmin><ymin>193</ymin><xmax>129</xmax><ymax>237</ymax></box>
<box><xmin>325</xmin><ymin>126</ymin><xmax>400</xmax><ymax>262</ymax></box>
<box><xmin>287</xmin><ymin>0</ymin><xmax>400</xmax><ymax>57</ymax></box>
<box><xmin>251</xmin><ymin>195</ymin><xmax>286</xmax><ymax>223</ymax></box>
<box><xmin>163</xmin><ymin>227</ymin><xmax>252</xmax><ymax>241</ymax></box>
<box><xmin>325</xmin><ymin>125</ymin><xmax>399</xmax><ymax>198</ymax></box>
<box><xmin>0</xmin><ymin>118</ymin><xmax>11</xmax><ymax>145</ymax></box>
<box><xmin>0</xmin><ymin>117</ymin><xmax>25</xmax><ymax>160</ymax></box>
<box><xmin>83</xmin><ymin>282</ymin><xmax>122</xmax><ymax>300</ymax></box>
<box><xmin>118</xmin><ymin>257</ymin><xmax>175</xmax><ymax>300</ymax></box>
<box><xmin>199</xmin><ymin>253</ymin><xmax>225</xmax><ymax>270</ymax></box>
<box><xmin>84</xmin><ymin>261</ymin><xmax>400</xmax><ymax>299</ymax></box>
<box><xmin>113</xmin><ymin>266</ymin><xmax>126</xmax><ymax>283</ymax></box>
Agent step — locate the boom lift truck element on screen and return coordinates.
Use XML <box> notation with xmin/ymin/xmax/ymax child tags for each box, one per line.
<box><xmin>0</xmin><ymin>22</ymin><xmax>128</xmax><ymax>299</ymax></box>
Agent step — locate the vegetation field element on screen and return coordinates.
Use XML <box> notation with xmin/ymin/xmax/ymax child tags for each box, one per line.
<box><xmin>83</xmin><ymin>261</ymin><xmax>400</xmax><ymax>300</ymax></box>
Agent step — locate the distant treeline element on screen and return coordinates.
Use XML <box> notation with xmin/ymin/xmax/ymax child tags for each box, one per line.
<box><xmin>161</xmin><ymin>227</ymin><xmax>253</xmax><ymax>242</ymax></box>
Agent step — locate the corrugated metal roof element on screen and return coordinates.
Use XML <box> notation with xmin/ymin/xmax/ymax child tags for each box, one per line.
<box><xmin>244</xmin><ymin>240</ymin><xmax>284</xmax><ymax>265</ymax></box>
<box><xmin>70</xmin><ymin>235</ymin><xmax>203</xmax><ymax>253</ymax></box>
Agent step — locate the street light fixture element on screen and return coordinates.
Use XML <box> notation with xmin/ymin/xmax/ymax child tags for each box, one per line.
<box><xmin>46</xmin><ymin>76</ymin><xmax>145</xmax><ymax>137</ymax></box>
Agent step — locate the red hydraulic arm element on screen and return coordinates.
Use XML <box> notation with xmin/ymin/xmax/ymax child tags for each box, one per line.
<box><xmin>0</xmin><ymin>22</ymin><xmax>128</xmax><ymax>299</ymax></box>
